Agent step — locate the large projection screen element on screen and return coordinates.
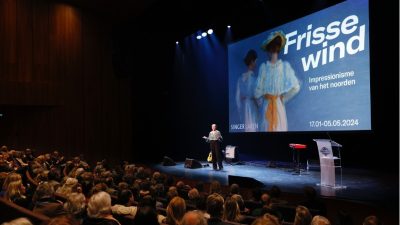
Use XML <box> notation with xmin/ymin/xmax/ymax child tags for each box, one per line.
<box><xmin>228</xmin><ymin>0</ymin><xmax>370</xmax><ymax>132</ymax></box>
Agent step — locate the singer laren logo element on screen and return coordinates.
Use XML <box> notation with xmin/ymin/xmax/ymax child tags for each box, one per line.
<box><xmin>320</xmin><ymin>147</ymin><xmax>330</xmax><ymax>156</ymax></box>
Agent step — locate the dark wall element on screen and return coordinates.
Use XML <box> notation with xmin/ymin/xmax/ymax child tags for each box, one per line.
<box><xmin>0</xmin><ymin>0</ymin><xmax>133</xmax><ymax>165</ymax></box>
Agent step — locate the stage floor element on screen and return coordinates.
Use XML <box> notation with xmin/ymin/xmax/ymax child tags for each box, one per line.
<box><xmin>151</xmin><ymin>161</ymin><xmax>398</xmax><ymax>207</ymax></box>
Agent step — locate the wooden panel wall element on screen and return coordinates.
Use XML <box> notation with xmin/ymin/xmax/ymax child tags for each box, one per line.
<box><xmin>0</xmin><ymin>0</ymin><xmax>133</xmax><ymax>165</ymax></box>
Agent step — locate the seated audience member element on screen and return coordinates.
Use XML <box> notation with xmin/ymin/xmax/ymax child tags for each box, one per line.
<box><xmin>222</xmin><ymin>197</ymin><xmax>245</xmax><ymax>223</ymax></box>
<box><xmin>230</xmin><ymin>194</ymin><xmax>249</xmax><ymax>214</ymax></box>
<box><xmin>64</xmin><ymin>193</ymin><xmax>87</xmax><ymax>223</ymax></box>
<box><xmin>362</xmin><ymin>215</ymin><xmax>382</xmax><ymax>225</ymax></box>
<box><xmin>49</xmin><ymin>150</ymin><xmax>65</xmax><ymax>167</ymax></box>
<box><xmin>252</xmin><ymin>193</ymin><xmax>271</xmax><ymax>216</ymax></box>
<box><xmin>83</xmin><ymin>191</ymin><xmax>120</xmax><ymax>225</ymax></box>
<box><xmin>2</xmin><ymin>173</ymin><xmax>23</xmax><ymax>197</ymax></box>
<box><xmin>311</xmin><ymin>215</ymin><xmax>331</xmax><ymax>225</ymax></box>
<box><xmin>165</xmin><ymin>196</ymin><xmax>186</xmax><ymax>225</ymax></box>
<box><xmin>133</xmin><ymin>206</ymin><xmax>159</xmax><ymax>225</ymax></box>
<box><xmin>206</xmin><ymin>193</ymin><xmax>231</xmax><ymax>225</ymax></box>
<box><xmin>181</xmin><ymin>211</ymin><xmax>207</xmax><ymax>225</ymax></box>
<box><xmin>209</xmin><ymin>180</ymin><xmax>222</xmax><ymax>195</ymax></box>
<box><xmin>228</xmin><ymin>183</ymin><xmax>240</xmax><ymax>197</ymax></box>
<box><xmin>187</xmin><ymin>188</ymin><xmax>205</xmax><ymax>210</ymax></box>
<box><xmin>335</xmin><ymin>209</ymin><xmax>353</xmax><ymax>225</ymax></box>
<box><xmin>111</xmin><ymin>190</ymin><xmax>138</xmax><ymax>225</ymax></box>
<box><xmin>32</xmin><ymin>182</ymin><xmax>65</xmax><ymax>217</ymax></box>
<box><xmin>269</xmin><ymin>185</ymin><xmax>287</xmax><ymax>205</ymax></box>
<box><xmin>294</xmin><ymin>205</ymin><xmax>312</xmax><ymax>225</ymax></box>
<box><xmin>47</xmin><ymin>168</ymin><xmax>62</xmax><ymax>191</ymax></box>
<box><xmin>140</xmin><ymin>195</ymin><xmax>166</xmax><ymax>224</ymax></box>
<box><xmin>57</xmin><ymin>177</ymin><xmax>79</xmax><ymax>196</ymax></box>
<box><xmin>22</xmin><ymin>148</ymin><xmax>35</xmax><ymax>163</ymax></box>
<box><xmin>298</xmin><ymin>186</ymin><xmax>327</xmax><ymax>216</ymax></box>
<box><xmin>4</xmin><ymin>177</ymin><xmax>29</xmax><ymax>208</ymax></box>
<box><xmin>1</xmin><ymin>145</ymin><xmax>9</xmax><ymax>154</ymax></box>
<box><xmin>1</xmin><ymin>217</ymin><xmax>33</xmax><ymax>225</ymax></box>
<box><xmin>251</xmin><ymin>213</ymin><xmax>280</xmax><ymax>225</ymax></box>
<box><xmin>48</xmin><ymin>215</ymin><xmax>80</xmax><ymax>225</ymax></box>
<box><xmin>167</xmin><ymin>186</ymin><xmax>179</xmax><ymax>203</ymax></box>
<box><xmin>252</xmin><ymin>193</ymin><xmax>282</xmax><ymax>221</ymax></box>
<box><xmin>0</xmin><ymin>154</ymin><xmax>13</xmax><ymax>172</ymax></box>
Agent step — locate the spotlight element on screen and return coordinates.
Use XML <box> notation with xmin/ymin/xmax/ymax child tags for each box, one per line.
<box><xmin>196</xmin><ymin>35</ymin><xmax>202</xmax><ymax>39</ymax></box>
<box><xmin>176</xmin><ymin>41</ymin><xmax>179</xmax><ymax>45</ymax></box>
<box><xmin>201</xmin><ymin>32</ymin><xmax>207</xmax><ymax>37</ymax></box>
<box><xmin>227</xmin><ymin>25</ymin><xmax>231</xmax><ymax>28</ymax></box>
<box><xmin>207</xmin><ymin>29</ymin><xmax>213</xmax><ymax>34</ymax></box>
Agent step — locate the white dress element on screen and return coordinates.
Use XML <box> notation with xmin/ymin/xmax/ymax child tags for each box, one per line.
<box><xmin>236</xmin><ymin>71</ymin><xmax>258</xmax><ymax>132</ymax></box>
<box><xmin>254</xmin><ymin>59</ymin><xmax>300</xmax><ymax>131</ymax></box>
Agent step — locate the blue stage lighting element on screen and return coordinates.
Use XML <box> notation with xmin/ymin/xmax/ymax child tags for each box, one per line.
<box><xmin>176</xmin><ymin>41</ymin><xmax>179</xmax><ymax>45</ymax></box>
<box><xmin>201</xmin><ymin>32</ymin><xmax>207</xmax><ymax>37</ymax></box>
<box><xmin>196</xmin><ymin>35</ymin><xmax>202</xmax><ymax>39</ymax></box>
<box><xmin>207</xmin><ymin>29</ymin><xmax>213</xmax><ymax>34</ymax></box>
<box><xmin>227</xmin><ymin>25</ymin><xmax>231</xmax><ymax>28</ymax></box>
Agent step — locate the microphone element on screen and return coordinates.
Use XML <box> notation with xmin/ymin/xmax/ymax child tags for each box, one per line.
<box><xmin>326</xmin><ymin>132</ymin><xmax>332</xmax><ymax>141</ymax></box>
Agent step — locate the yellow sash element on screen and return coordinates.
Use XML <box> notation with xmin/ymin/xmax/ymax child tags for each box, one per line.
<box><xmin>265</xmin><ymin>95</ymin><xmax>279</xmax><ymax>131</ymax></box>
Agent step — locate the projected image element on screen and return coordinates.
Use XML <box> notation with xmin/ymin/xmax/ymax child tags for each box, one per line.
<box><xmin>229</xmin><ymin>0</ymin><xmax>370</xmax><ymax>132</ymax></box>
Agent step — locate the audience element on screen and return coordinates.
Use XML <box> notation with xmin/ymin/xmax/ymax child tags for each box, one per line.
<box><xmin>32</xmin><ymin>182</ymin><xmax>65</xmax><ymax>217</ymax></box>
<box><xmin>0</xmin><ymin>147</ymin><xmax>389</xmax><ymax>225</ymax></box>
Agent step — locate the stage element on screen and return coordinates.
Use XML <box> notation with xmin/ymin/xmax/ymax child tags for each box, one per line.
<box><xmin>151</xmin><ymin>160</ymin><xmax>398</xmax><ymax>207</ymax></box>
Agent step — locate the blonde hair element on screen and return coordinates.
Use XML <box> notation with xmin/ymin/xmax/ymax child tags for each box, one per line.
<box><xmin>223</xmin><ymin>198</ymin><xmax>241</xmax><ymax>222</ymax></box>
<box><xmin>64</xmin><ymin>193</ymin><xmax>86</xmax><ymax>215</ymax></box>
<box><xmin>166</xmin><ymin>196</ymin><xmax>186</xmax><ymax>225</ymax></box>
<box><xmin>2</xmin><ymin>173</ymin><xmax>22</xmax><ymax>191</ymax></box>
<box><xmin>87</xmin><ymin>191</ymin><xmax>112</xmax><ymax>218</ymax></box>
<box><xmin>251</xmin><ymin>213</ymin><xmax>280</xmax><ymax>225</ymax></box>
<box><xmin>1</xmin><ymin>217</ymin><xmax>33</xmax><ymax>225</ymax></box>
<box><xmin>5</xmin><ymin>180</ymin><xmax>25</xmax><ymax>200</ymax></box>
<box><xmin>311</xmin><ymin>215</ymin><xmax>331</xmax><ymax>225</ymax></box>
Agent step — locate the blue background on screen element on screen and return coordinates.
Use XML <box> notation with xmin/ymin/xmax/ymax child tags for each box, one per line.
<box><xmin>228</xmin><ymin>0</ymin><xmax>370</xmax><ymax>132</ymax></box>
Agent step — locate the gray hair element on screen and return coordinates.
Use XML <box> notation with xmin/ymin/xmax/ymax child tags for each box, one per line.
<box><xmin>87</xmin><ymin>191</ymin><xmax>112</xmax><ymax>218</ymax></box>
<box><xmin>33</xmin><ymin>182</ymin><xmax>55</xmax><ymax>202</ymax></box>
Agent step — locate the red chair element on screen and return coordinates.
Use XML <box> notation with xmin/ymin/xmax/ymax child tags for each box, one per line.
<box><xmin>289</xmin><ymin>143</ymin><xmax>307</xmax><ymax>175</ymax></box>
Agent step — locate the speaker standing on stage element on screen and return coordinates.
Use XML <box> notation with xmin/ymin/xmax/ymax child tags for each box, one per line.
<box><xmin>203</xmin><ymin>124</ymin><xmax>223</xmax><ymax>171</ymax></box>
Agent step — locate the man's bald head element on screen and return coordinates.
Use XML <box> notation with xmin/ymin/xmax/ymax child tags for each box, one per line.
<box><xmin>181</xmin><ymin>211</ymin><xmax>207</xmax><ymax>225</ymax></box>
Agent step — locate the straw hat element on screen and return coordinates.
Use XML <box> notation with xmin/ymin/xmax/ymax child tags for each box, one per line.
<box><xmin>261</xmin><ymin>30</ymin><xmax>286</xmax><ymax>52</ymax></box>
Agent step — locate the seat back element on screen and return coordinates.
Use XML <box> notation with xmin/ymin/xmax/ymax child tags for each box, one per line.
<box><xmin>0</xmin><ymin>197</ymin><xmax>50</xmax><ymax>224</ymax></box>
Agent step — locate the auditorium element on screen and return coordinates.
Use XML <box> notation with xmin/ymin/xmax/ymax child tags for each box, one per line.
<box><xmin>0</xmin><ymin>0</ymin><xmax>398</xmax><ymax>225</ymax></box>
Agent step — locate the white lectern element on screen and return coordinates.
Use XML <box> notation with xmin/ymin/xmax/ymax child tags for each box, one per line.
<box><xmin>313</xmin><ymin>139</ymin><xmax>346</xmax><ymax>189</ymax></box>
